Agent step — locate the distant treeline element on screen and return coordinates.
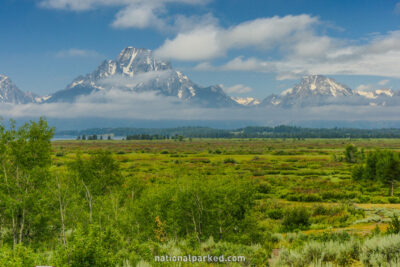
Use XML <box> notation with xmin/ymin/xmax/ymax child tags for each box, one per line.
<box><xmin>126</xmin><ymin>134</ymin><xmax>170</xmax><ymax>140</ymax></box>
<box><xmin>57</xmin><ymin>125</ymin><xmax>400</xmax><ymax>139</ymax></box>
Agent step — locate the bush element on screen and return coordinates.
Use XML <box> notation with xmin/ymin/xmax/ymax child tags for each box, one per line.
<box><xmin>303</xmin><ymin>194</ymin><xmax>322</xmax><ymax>202</ymax></box>
<box><xmin>56</xmin><ymin>225</ymin><xmax>120</xmax><ymax>267</ymax></box>
<box><xmin>55</xmin><ymin>151</ymin><xmax>65</xmax><ymax>157</ymax></box>
<box><xmin>223</xmin><ymin>158</ymin><xmax>237</xmax><ymax>164</ymax></box>
<box><xmin>276</xmin><ymin>238</ymin><xmax>360</xmax><ymax>267</ymax></box>
<box><xmin>267</xmin><ymin>209</ymin><xmax>284</xmax><ymax>220</ymax></box>
<box><xmin>388</xmin><ymin>197</ymin><xmax>400</xmax><ymax>204</ymax></box>
<box><xmin>387</xmin><ymin>215</ymin><xmax>400</xmax><ymax>234</ymax></box>
<box><xmin>0</xmin><ymin>245</ymin><xmax>44</xmax><ymax>267</ymax></box>
<box><xmin>281</xmin><ymin>207</ymin><xmax>311</xmax><ymax>232</ymax></box>
<box><xmin>344</xmin><ymin>144</ymin><xmax>359</xmax><ymax>163</ymax></box>
<box><xmin>361</xmin><ymin>234</ymin><xmax>400</xmax><ymax>266</ymax></box>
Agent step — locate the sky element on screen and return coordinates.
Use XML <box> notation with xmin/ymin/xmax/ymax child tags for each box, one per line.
<box><xmin>1</xmin><ymin>0</ymin><xmax>400</xmax><ymax>99</ymax></box>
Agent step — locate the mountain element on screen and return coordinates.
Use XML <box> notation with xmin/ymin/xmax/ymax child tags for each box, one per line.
<box><xmin>0</xmin><ymin>75</ymin><xmax>36</xmax><ymax>104</ymax></box>
<box><xmin>261</xmin><ymin>75</ymin><xmax>355</xmax><ymax>108</ymax></box>
<box><xmin>260</xmin><ymin>75</ymin><xmax>400</xmax><ymax>108</ymax></box>
<box><xmin>46</xmin><ymin>47</ymin><xmax>238</xmax><ymax>107</ymax></box>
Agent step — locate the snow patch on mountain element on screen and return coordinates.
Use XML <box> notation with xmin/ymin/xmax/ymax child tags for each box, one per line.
<box><xmin>231</xmin><ymin>97</ymin><xmax>260</xmax><ymax>106</ymax></box>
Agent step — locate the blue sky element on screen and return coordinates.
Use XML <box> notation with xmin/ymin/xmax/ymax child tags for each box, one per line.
<box><xmin>1</xmin><ymin>0</ymin><xmax>400</xmax><ymax>98</ymax></box>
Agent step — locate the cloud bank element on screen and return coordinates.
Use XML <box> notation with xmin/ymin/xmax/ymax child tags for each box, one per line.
<box><xmin>2</xmin><ymin>90</ymin><xmax>400</xmax><ymax>125</ymax></box>
<box><xmin>157</xmin><ymin>15</ymin><xmax>400</xmax><ymax>79</ymax></box>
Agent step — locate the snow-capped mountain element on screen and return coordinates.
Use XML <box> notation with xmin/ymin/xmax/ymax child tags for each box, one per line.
<box><xmin>46</xmin><ymin>47</ymin><xmax>238</xmax><ymax>107</ymax></box>
<box><xmin>231</xmin><ymin>97</ymin><xmax>260</xmax><ymax>106</ymax></box>
<box><xmin>0</xmin><ymin>75</ymin><xmax>36</xmax><ymax>104</ymax></box>
<box><xmin>261</xmin><ymin>75</ymin><xmax>355</xmax><ymax>108</ymax></box>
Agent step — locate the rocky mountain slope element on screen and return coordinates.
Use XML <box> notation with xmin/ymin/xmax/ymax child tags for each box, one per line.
<box><xmin>0</xmin><ymin>75</ymin><xmax>36</xmax><ymax>104</ymax></box>
<box><xmin>46</xmin><ymin>47</ymin><xmax>239</xmax><ymax>107</ymax></box>
<box><xmin>261</xmin><ymin>75</ymin><xmax>399</xmax><ymax>108</ymax></box>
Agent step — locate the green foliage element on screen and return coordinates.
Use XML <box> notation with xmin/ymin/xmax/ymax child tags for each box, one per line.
<box><xmin>223</xmin><ymin>157</ymin><xmax>237</xmax><ymax>164</ymax></box>
<box><xmin>267</xmin><ymin>209</ymin><xmax>284</xmax><ymax>220</ymax></box>
<box><xmin>4</xmin><ymin>119</ymin><xmax>400</xmax><ymax>266</ymax></box>
<box><xmin>134</xmin><ymin>176</ymin><xmax>259</xmax><ymax>244</ymax></box>
<box><xmin>276</xmin><ymin>238</ymin><xmax>360</xmax><ymax>267</ymax></box>
<box><xmin>0</xmin><ymin>118</ymin><xmax>55</xmax><ymax>244</ymax></box>
<box><xmin>387</xmin><ymin>215</ymin><xmax>400</xmax><ymax>234</ymax></box>
<box><xmin>361</xmin><ymin>234</ymin><xmax>400</xmax><ymax>266</ymax></box>
<box><xmin>0</xmin><ymin>245</ymin><xmax>45</xmax><ymax>267</ymax></box>
<box><xmin>344</xmin><ymin>144</ymin><xmax>359</xmax><ymax>163</ymax></box>
<box><xmin>69</xmin><ymin>150</ymin><xmax>122</xmax><ymax>195</ymax></box>
<box><xmin>281</xmin><ymin>207</ymin><xmax>311</xmax><ymax>232</ymax></box>
<box><xmin>352</xmin><ymin>149</ymin><xmax>400</xmax><ymax>195</ymax></box>
<box><xmin>56</xmin><ymin>225</ymin><xmax>120</xmax><ymax>267</ymax></box>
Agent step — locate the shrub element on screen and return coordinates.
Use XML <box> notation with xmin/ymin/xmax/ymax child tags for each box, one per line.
<box><xmin>267</xmin><ymin>209</ymin><xmax>284</xmax><ymax>220</ymax></box>
<box><xmin>275</xmin><ymin>238</ymin><xmax>360</xmax><ymax>267</ymax></box>
<box><xmin>361</xmin><ymin>234</ymin><xmax>400</xmax><ymax>266</ymax></box>
<box><xmin>223</xmin><ymin>158</ymin><xmax>237</xmax><ymax>164</ymax></box>
<box><xmin>281</xmin><ymin>207</ymin><xmax>311</xmax><ymax>232</ymax></box>
<box><xmin>55</xmin><ymin>151</ymin><xmax>65</xmax><ymax>157</ymax></box>
<box><xmin>303</xmin><ymin>194</ymin><xmax>322</xmax><ymax>202</ymax></box>
<box><xmin>344</xmin><ymin>144</ymin><xmax>359</xmax><ymax>163</ymax></box>
<box><xmin>56</xmin><ymin>225</ymin><xmax>120</xmax><ymax>267</ymax></box>
<box><xmin>387</xmin><ymin>215</ymin><xmax>400</xmax><ymax>234</ymax></box>
<box><xmin>388</xmin><ymin>197</ymin><xmax>400</xmax><ymax>204</ymax></box>
<box><xmin>0</xmin><ymin>245</ymin><xmax>43</xmax><ymax>267</ymax></box>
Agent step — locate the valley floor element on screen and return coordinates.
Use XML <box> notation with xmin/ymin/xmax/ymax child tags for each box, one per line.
<box><xmin>49</xmin><ymin>138</ymin><xmax>400</xmax><ymax>266</ymax></box>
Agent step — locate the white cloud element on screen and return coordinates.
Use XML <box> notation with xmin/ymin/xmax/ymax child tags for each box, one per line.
<box><xmin>98</xmin><ymin>71</ymin><xmax>172</xmax><ymax>88</ymax></box>
<box><xmin>112</xmin><ymin>3</ymin><xmax>164</xmax><ymax>29</ymax></box>
<box><xmin>199</xmin><ymin>30</ymin><xmax>400</xmax><ymax>79</ymax></box>
<box><xmin>55</xmin><ymin>49</ymin><xmax>102</xmax><ymax>58</ymax></box>
<box><xmin>3</xmin><ymin>90</ymin><xmax>400</xmax><ymax>124</ymax></box>
<box><xmin>154</xmin><ymin>26</ymin><xmax>222</xmax><ymax>60</ymax></box>
<box><xmin>39</xmin><ymin>0</ymin><xmax>206</xmax><ymax>11</ymax></box>
<box><xmin>39</xmin><ymin>0</ymin><xmax>211</xmax><ymax>31</ymax></box>
<box><xmin>221</xmin><ymin>57</ymin><xmax>272</xmax><ymax>71</ymax></box>
<box><xmin>221</xmin><ymin>84</ymin><xmax>253</xmax><ymax>94</ymax></box>
<box><xmin>193</xmin><ymin>62</ymin><xmax>215</xmax><ymax>71</ymax></box>
<box><xmin>355</xmin><ymin>84</ymin><xmax>374</xmax><ymax>92</ymax></box>
<box><xmin>155</xmin><ymin>15</ymin><xmax>320</xmax><ymax>60</ymax></box>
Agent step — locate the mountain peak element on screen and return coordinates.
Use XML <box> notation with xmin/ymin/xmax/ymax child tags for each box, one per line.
<box><xmin>46</xmin><ymin>46</ymin><xmax>238</xmax><ymax>107</ymax></box>
<box><xmin>297</xmin><ymin>74</ymin><xmax>352</xmax><ymax>97</ymax></box>
<box><xmin>0</xmin><ymin>74</ymin><xmax>9</xmax><ymax>83</ymax></box>
<box><xmin>117</xmin><ymin>47</ymin><xmax>149</xmax><ymax>62</ymax></box>
<box><xmin>115</xmin><ymin>46</ymin><xmax>171</xmax><ymax>77</ymax></box>
<box><xmin>0</xmin><ymin>75</ymin><xmax>36</xmax><ymax>104</ymax></box>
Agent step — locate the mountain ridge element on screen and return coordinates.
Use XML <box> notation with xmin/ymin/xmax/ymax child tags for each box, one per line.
<box><xmin>45</xmin><ymin>47</ymin><xmax>239</xmax><ymax>107</ymax></box>
<box><xmin>1</xmin><ymin>47</ymin><xmax>400</xmax><ymax>109</ymax></box>
<box><xmin>0</xmin><ymin>74</ymin><xmax>36</xmax><ymax>104</ymax></box>
<box><xmin>260</xmin><ymin>75</ymin><xmax>399</xmax><ymax>108</ymax></box>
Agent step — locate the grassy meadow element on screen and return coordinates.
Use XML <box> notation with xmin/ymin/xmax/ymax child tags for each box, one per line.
<box><xmin>3</xmin><ymin>120</ymin><xmax>400</xmax><ymax>267</ymax></box>
<box><xmin>48</xmin><ymin>138</ymin><xmax>400</xmax><ymax>266</ymax></box>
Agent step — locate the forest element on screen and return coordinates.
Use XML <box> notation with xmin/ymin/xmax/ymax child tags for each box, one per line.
<box><xmin>1</xmin><ymin>118</ymin><xmax>400</xmax><ymax>266</ymax></box>
<box><xmin>59</xmin><ymin>125</ymin><xmax>400</xmax><ymax>139</ymax></box>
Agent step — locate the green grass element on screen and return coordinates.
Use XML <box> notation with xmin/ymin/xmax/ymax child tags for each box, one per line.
<box><xmin>49</xmin><ymin>138</ymin><xmax>400</xmax><ymax>265</ymax></box>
